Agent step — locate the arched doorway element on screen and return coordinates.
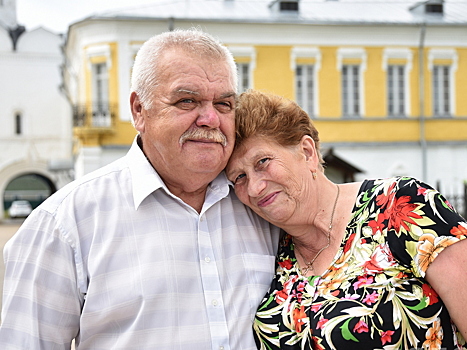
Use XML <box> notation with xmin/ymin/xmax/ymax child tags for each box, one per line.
<box><xmin>3</xmin><ymin>173</ymin><xmax>56</xmax><ymax>215</ymax></box>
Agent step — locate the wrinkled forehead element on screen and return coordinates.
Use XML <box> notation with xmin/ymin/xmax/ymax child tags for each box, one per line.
<box><xmin>163</xmin><ymin>47</ymin><xmax>234</xmax><ymax>78</ymax></box>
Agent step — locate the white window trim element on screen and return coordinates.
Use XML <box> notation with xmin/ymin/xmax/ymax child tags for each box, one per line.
<box><xmin>337</xmin><ymin>48</ymin><xmax>366</xmax><ymax>117</ymax></box>
<box><xmin>86</xmin><ymin>44</ymin><xmax>112</xmax><ymax>70</ymax></box>
<box><xmin>291</xmin><ymin>47</ymin><xmax>321</xmax><ymax>116</ymax></box>
<box><xmin>383</xmin><ymin>48</ymin><xmax>413</xmax><ymax>116</ymax></box>
<box><xmin>428</xmin><ymin>49</ymin><xmax>457</xmax><ymax>116</ymax></box>
<box><xmin>229</xmin><ymin>46</ymin><xmax>256</xmax><ymax>91</ymax></box>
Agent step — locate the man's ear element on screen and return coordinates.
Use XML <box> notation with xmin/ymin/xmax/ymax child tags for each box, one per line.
<box><xmin>130</xmin><ymin>92</ymin><xmax>145</xmax><ymax>133</ymax></box>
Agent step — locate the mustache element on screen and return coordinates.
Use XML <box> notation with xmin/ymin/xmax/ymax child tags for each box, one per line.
<box><xmin>179</xmin><ymin>128</ymin><xmax>228</xmax><ymax>147</ymax></box>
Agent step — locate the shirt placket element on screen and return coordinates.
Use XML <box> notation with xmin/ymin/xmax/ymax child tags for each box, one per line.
<box><xmin>198</xmin><ymin>213</ymin><xmax>230</xmax><ymax>350</ymax></box>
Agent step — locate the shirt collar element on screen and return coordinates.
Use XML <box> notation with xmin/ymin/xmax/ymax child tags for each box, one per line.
<box><xmin>126</xmin><ymin>136</ymin><xmax>232</xmax><ymax>210</ymax></box>
<box><xmin>126</xmin><ymin>136</ymin><xmax>165</xmax><ymax>210</ymax></box>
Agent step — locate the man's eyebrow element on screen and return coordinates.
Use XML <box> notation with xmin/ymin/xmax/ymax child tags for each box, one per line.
<box><xmin>174</xmin><ymin>89</ymin><xmax>199</xmax><ymax>96</ymax></box>
<box><xmin>218</xmin><ymin>92</ymin><xmax>236</xmax><ymax>99</ymax></box>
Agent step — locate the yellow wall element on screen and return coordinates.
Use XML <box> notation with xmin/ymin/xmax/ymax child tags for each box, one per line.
<box><xmin>254</xmin><ymin>46</ymin><xmax>294</xmax><ymax>99</ymax></box>
<box><xmin>364</xmin><ymin>47</ymin><xmax>386</xmax><ymax>118</ymax></box>
<box><xmin>76</xmin><ymin>40</ymin><xmax>467</xmax><ymax>150</ymax></box>
<box><xmin>319</xmin><ymin>47</ymin><xmax>341</xmax><ymax>118</ymax></box>
<box><xmin>314</xmin><ymin>119</ymin><xmax>467</xmax><ymax>143</ymax></box>
<box><xmin>456</xmin><ymin>48</ymin><xmax>467</xmax><ymax>116</ymax></box>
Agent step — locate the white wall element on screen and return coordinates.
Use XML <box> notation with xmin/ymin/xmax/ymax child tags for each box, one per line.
<box><xmin>0</xmin><ymin>26</ymin><xmax>72</xmax><ymax>220</ymax></box>
<box><xmin>333</xmin><ymin>143</ymin><xmax>467</xmax><ymax>196</ymax></box>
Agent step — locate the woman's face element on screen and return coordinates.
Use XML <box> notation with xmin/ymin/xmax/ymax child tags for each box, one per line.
<box><xmin>226</xmin><ymin>135</ymin><xmax>316</xmax><ymax>227</ymax></box>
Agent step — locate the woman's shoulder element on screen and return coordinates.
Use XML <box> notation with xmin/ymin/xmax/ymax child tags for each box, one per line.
<box><xmin>361</xmin><ymin>176</ymin><xmax>435</xmax><ymax>196</ymax></box>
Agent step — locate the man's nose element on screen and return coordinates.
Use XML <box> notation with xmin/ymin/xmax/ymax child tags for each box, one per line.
<box><xmin>196</xmin><ymin>103</ymin><xmax>220</xmax><ymax>128</ymax></box>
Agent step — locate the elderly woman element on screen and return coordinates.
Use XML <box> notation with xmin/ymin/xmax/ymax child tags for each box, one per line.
<box><xmin>226</xmin><ymin>90</ymin><xmax>467</xmax><ymax>350</ymax></box>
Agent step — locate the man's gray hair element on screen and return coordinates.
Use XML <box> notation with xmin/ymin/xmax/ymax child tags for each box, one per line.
<box><xmin>130</xmin><ymin>28</ymin><xmax>238</xmax><ymax>110</ymax></box>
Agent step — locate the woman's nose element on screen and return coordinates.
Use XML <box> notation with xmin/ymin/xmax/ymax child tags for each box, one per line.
<box><xmin>247</xmin><ymin>175</ymin><xmax>266</xmax><ymax>198</ymax></box>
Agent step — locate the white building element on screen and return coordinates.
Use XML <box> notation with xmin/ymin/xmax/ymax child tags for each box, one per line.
<box><xmin>0</xmin><ymin>0</ymin><xmax>73</xmax><ymax>220</ymax></box>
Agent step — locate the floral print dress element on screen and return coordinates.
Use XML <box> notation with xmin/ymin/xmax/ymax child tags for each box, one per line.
<box><xmin>254</xmin><ymin>177</ymin><xmax>467</xmax><ymax>350</ymax></box>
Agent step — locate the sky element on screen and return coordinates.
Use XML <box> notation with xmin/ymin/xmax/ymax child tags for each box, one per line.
<box><xmin>16</xmin><ymin>0</ymin><xmax>161</xmax><ymax>34</ymax></box>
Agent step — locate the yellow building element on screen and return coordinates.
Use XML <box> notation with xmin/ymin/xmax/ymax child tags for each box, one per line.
<box><xmin>63</xmin><ymin>0</ymin><xmax>467</xmax><ymax>204</ymax></box>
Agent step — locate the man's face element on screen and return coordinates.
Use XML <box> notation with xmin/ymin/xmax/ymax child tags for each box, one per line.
<box><xmin>132</xmin><ymin>48</ymin><xmax>236</xmax><ymax>184</ymax></box>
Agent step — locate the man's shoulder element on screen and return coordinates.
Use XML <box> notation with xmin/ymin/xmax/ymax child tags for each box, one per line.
<box><xmin>40</xmin><ymin>157</ymin><xmax>130</xmax><ymax>214</ymax></box>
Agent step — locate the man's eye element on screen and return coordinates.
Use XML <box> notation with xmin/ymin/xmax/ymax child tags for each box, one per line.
<box><xmin>215</xmin><ymin>101</ymin><xmax>233</xmax><ymax>113</ymax></box>
<box><xmin>178</xmin><ymin>98</ymin><xmax>195</xmax><ymax>103</ymax></box>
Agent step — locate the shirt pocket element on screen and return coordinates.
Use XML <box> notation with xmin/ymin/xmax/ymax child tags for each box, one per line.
<box><xmin>242</xmin><ymin>253</ymin><xmax>276</xmax><ymax>316</ymax></box>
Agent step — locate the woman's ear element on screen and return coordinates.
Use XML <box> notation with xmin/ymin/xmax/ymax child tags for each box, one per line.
<box><xmin>300</xmin><ymin>135</ymin><xmax>318</xmax><ymax>163</ymax></box>
<box><xmin>130</xmin><ymin>92</ymin><xmax>145</xmax><ymax>133</ymax></box>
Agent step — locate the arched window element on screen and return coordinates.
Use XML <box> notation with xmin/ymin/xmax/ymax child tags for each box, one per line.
<box><xmin>15</xmin><ymin>113</ymin><xmax>22</xmax><ymax>135</ymax></box>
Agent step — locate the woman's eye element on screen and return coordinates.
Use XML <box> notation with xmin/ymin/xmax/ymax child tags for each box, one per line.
<box><xmin>234</xmin><ymin>173</ymin><xmax>246</xmax><ymax>184</ymax></box>
<box><xmin>257</xmin><ymin>157</ymin><xmax>270</xmax><ymax>166</ymax></box>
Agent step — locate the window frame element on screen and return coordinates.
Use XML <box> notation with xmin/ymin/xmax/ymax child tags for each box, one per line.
<box><xmin>342</xmin><ymin>64</ymin><xmax>361</xmax><ymax>118</ymax></box>
<box><xmin>236</xmin><ymin>62</ymin><xmax>251</xmax><ymax>93</ymax></box>
<box><xmin>387</xmin><ymin>65</ymin><xmax>406</xmax><ymax>118</ymax></box>
<box><xmin>291</xmin><ymin>47</ymin><xmax>321</xmax><ymax>117</ymax></box>
<box><xmin>428</xmin><ymin>49</ymin><xmax>457</xmax><ymax>118</ymax></box>
<box><xmin>432</xmin><ymin>65</ymin><xmax>451</xmax><ymax>117</ymax></box>
<box><xmin>383</xmin><ymin>48</ymin><xmax>413</xmax><ymax>118</ymax></box>
<box><xmin>295</xmin><ymin>64</ymin><xmax>315</xmax><ymax>117</ymax></box>
<box><xmin>337</xmin><ymin>48</ymin><xmax>366</xmax><ymax>118</ymax></box>
<box><xmin>228</xmin><ymin>46</ymin><xmax>256</xmax><ymax>94</ymax></box>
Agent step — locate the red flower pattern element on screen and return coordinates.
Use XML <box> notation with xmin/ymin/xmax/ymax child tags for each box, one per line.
<box><xmin>293</xmin><ymin>305</ymin><xmax>307</xmax><ymax>333</ymax></box>
<box><xmin>278</xmin><ymin>259</ymin><xmax>293</xmax><ymax>269</ymax></box>
<box><xmin>422</xmin><ymin>284</ymin><xmax>439</xmax><ymax>306</ymax></box>
<box><xmin>450</xmin><ymin>224</ymin><xmax>467</xmax><ymax>237</ymax></box>
<box><xmin>381</xmin><ymin>330</ymin><xmax>395</xmax><ymax>345</ymax></box>
<box><xmin>385</xmin><ymin>195</ymin><xmax>422</xmax><ymax>233</ymax></box>
<box><xmin>368</xmin><ymin>213</ymin><xmax>386</xmax><ymax>235</ymax></box>
<box><xmin>353</xmin><ymin>320</ymin><xmax>369</xmax><ymax>333</ymax></box>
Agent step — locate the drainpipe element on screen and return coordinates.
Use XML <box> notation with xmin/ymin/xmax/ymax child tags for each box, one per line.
<box><xmin>418</xmin><ymin>23</ymin><xmax>427</xmax><ymax>182</ymax></box>
<box><xmin>168</xmin><ymin>17</ymin><xmax>174</xmax><ymax>31</ymax></box>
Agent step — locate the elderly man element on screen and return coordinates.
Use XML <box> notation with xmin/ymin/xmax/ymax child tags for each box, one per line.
<box><xmin>0</xmin><ymin>29</ymin><xmax>279</xmax><ymax>350</ymax></box>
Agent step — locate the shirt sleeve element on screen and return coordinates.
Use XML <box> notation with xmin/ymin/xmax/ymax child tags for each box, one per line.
<box><xmin>383</xmin><ymin>177</ymin><xmax>467</xmax><ymax>278</ymax></box>
<box><xmin>0</xmin><ymin>209</ymin><xmax>83</xmax><ymax>349</ymax></box>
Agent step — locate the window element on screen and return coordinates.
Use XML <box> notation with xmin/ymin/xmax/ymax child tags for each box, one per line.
<box><xmin>291</xmin><ymin>47</ymin><xmax>321</xmax><ymax>117</ymax></box>
<box><xmin>86</xmin><ymin>44</ymin><xmax>112</xmax><ymax>127</ymax></box>
<box><xmin>229</xmin><ymin>46</ymin><xmax>256</xmax><ymax>93</ymax></box>
<box><xmin>280</xmin><ymin>1</ymin><xmax>298</xmax><ymax>11</ymax></box>
<box><xmin>383</xmin><ymin>48</ymin><xmax>412</xmax><ymax>117</ymax></box>
<box><xmin>337</xmin><ymin>48</ymin><xmax>366</xmax><ymax>118</ymax></box>
<box><xmin>15</xmin><ymin>113</ymin><xmax>22</xmax><ymax>135</ymax></box>
<box><xmin>342</xmin><ymin>65</ymin><xmax>360</xmax><ymax>117</ymax></box>
<box><xmin>428</xmin><ymin>49</ymin><xmax>457</xmax><ymax>117</ymax></box>
<box><xmin>236</xmin><ymin>63</ymin><xmax>250</xmax><ymax>93</ymax></box>
<box><xmin>92</xmin><ymin>62</ymin><xmax>110</xmax><ymax>126</ymax></box>
<box><xmin>433</xmin><ymin>65</ymin><xmax>450</xmax><ymax>117</ymax></box>
<box><xmin>296</xmin><ymin>65</ymin><xmax>314</xmax><ymax>116</ymax></box>
<box><xmin>387</xmin><ymin>65</ymin><xmax>405</xmax><ymax>117</ymax></box>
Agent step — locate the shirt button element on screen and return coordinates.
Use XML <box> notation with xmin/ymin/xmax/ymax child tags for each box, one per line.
<box><xmin>204</xmin><ymin>256</ymin><xmax>211</xmax><ymax>263</ymax></box>
<box><xmin>219</xmin><ymin>347</ymin><xmax>224</xmax><ymax>350</ymax></box>
<box><xmin>212</xmin><ymin>299</ymin><xmax>218</xmax><ymax>306</ymax></box>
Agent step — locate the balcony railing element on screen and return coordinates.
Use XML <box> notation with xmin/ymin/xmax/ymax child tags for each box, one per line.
<box><xmin>73</xmin><ymin>103</ymin><xmax>117</xmax><ymax>128</ymax></box>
